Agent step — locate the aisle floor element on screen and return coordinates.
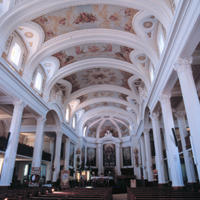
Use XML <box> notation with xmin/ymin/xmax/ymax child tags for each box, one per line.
<box><xmin>113</xmin><ymin>193</ymin><xmax>127</xmax><ymax>200</ymax></box>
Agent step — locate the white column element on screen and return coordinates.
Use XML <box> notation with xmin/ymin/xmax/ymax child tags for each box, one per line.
<box><xmin>53</xmin><ymin>132</ymin><xmax>63</xmax><ymax>182</ymax></box>
<box><xmin>64</xmin><ymin>138</ymin><xmax>70</xmax><ymax>170</ymax></box>
<box><xmin>150</xmin><ymin>112</ymin><xmax>166</xmax><ymax>184</ymax></box>
<box><xmin>159</xmin><ymin>94</ymin><xmax>184</xmax><ymax>187</ymax></box>
<box><xmin>0</xmin><ymin>100</ymin><xmax>26</xmax><ymax>186</ymax></box>
<box><xmin>46</xmin><ymin>138</ymin><xmax>54</xmax><ymax>182</ymax></box>
<box><xmin>174</xmin><ymin>57</ymin><xmax>200</xmax><ymax>180</ymax></box>
<box><xmin>32</xmin><ymin>117</ymin><xmax>46</xmax><ymax>168</ymax></box>
<box><xmin>116</xmin><ymin>142</ymin><xmax>121</xmax><ymax>176</ymax></box>
<box><xmin>174</xmin><ymin>111</ymin><xmax>196</xmax><ymax>183</ymax></box>
<box><xmin>144</xmin><ymin>129</ymin><xmax>154</xmax><ymax>182</ymax></box>
<box><xmin>140</xmin><ymin>136</ymin><xmax>147</xmax><ymax>179</ymax></box>
<box><xmin>97</xmin><ymin>143</ymin><xmax>102</xmax><ymax>176</ymax></box>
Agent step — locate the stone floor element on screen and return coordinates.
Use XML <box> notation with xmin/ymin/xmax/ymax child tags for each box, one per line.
<box><xmin>113</xmin><ymin>193</ymin><xmax>127</xmax><ymax>200</ymax></box>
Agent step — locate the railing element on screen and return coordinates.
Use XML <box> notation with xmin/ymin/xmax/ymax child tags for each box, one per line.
<box><xmin>0</xmin><ymin>136</ymin><xmax>51</xmax><ymax>161</ymax></box>
<box><xmin>185</xmin><ymin>135</ymin><xmax>191</xmax><ymax>150</ymax></box>
<box><xmin>178</xmin><ymin>140</ymin><xmax>183</xmax><ymax>152</ymax></box>
<box><xmin>163</xmin><ymin>149</ymin><xmax>166</xmax><ymax>159</ymax></box>
<box><xmin>0</xmin><ymin>136</ymin><xmax>7</xmax><ymax>151</ymax></box>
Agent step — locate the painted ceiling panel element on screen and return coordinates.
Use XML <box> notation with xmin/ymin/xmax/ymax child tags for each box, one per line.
<box><xmin>78</xmin><ymin>91</ymin><xmax>128</xmax><ymax>103</ymax></box>
<box><xmin>87</xmin><ymin>122</ymin><xmax>99</xmax><ymax>138</ymax></box>
<box><xmin>64</xmin><ymin>68</ymin><xmax>133</xmax><ymax>93</ymax></box>
<box><xmin>84</xmin><ymin>102</ymin><xmax>127</xmax><ymax>112</ymax></box>
<box><xmin>52</xmin><ymin>43</ymin><xmax>134</xmax><ymax>68</ymax></box>
<box><xmin>100</xmin><ymin>120</ymin><xmax>118</xmax><ymax>138</ymax></box>
<box><xmin>116</xmin><ymin>121</ymin><xmax>130</xmax><ymax>137</ymax></box>
<box><xmin>32</xmin><ymin>5</ymin><xmax>139</xmax><ymax>41</ymax></box>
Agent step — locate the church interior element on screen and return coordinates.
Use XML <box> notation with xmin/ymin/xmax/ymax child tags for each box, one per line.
<box><xmin>1</xmin><ymin>0</ymin><xmax>200</xmax><ymax>199</ymax></box>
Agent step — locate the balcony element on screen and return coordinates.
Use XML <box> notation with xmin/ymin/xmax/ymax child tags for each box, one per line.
<box><xmin>0</xmin><ymin>136</ymin><xmax>51</xmax><ymax>161</ymax></box>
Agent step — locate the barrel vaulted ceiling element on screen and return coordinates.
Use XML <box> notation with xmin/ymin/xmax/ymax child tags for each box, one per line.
<box><xmin>0</xmin><ymin>0</ymin><xmax>174</xmax><ymax>139</ymax></box>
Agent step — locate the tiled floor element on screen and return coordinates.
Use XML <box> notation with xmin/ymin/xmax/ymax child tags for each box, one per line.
<box><xmin>113</xmin><ymin>193</ymin><xmax>127</xmax><ymax>200</ymax></box>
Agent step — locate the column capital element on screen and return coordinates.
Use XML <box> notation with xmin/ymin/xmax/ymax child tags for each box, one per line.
<box><xmin>36</xmin><ymin>116</ymin><xmax>46</xmax><ymax>124</ymax></box>
<box><xmin>116</xmin><ymin>142</ymin><xmax>120</xmax><ymax>148</ymax></box>
<box><xmin>56</xmin><ymin>131</ymin><xmax>63</xmax><ymax>138</ymax></box>
<box><xmin>159</xmin><ymin>93</ymin><xmax>171</xmax><ymax>105</ymax></box>
<box><xmin>98</xmin><ymin>143</ymin><xmax>102</xmax><ymax>148</ymax></box>
<box><xmin>65</xmin><ymin>137</ymin><xmax>70</xmax><ymax>142</ymax></box>
<box><xmin>144</xmin><ymin>128</ymin><xmax>150</xmax><ymax>134</ymax></box>
<box><xmin>174</xmin><ymin>57</ymin><xmax>193</xmax><ymax>73</ymax></box>
<box><xmin>149</xmin><ymin>112</ymin><xmax>159</xmax><ymax>121</ymax></box>
<box><xmin>174</xmin><ymin>111</ymin><xmax>185</xmax><ymax>119</ymax></box>
<box><xmin>13</xmin><ymin>100</ymin><xmax>26</xmax><ymax>110</ymax></box>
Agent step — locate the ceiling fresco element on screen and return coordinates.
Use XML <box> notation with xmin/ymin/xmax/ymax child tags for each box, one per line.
<box><xmin>85</xmin><ymin>117</ymin><xmax>101</xmax><ymax>128</ymax></box>
<box><xmin>84</xmin><ymin>102</ymin><xmax>127</xmax><ymax>112</ymax></box>
<box><xmin>114</xmin><ymin>117</ymin><xmax>129</xmax><ymax>126</ymax></box>
<box><xmin>78</xmin><ymin>91</ymin><xmax>128</xmax><ymax>103</ymax></box>
<box><xmin>52</xmin><ymin>43</ymin><xmax>134</xmax><ymax>68</ymax></box>
<box><xmin>64</xmin><ymin>68</ymin><xmax>133</xmax><ymax>93</ymax></box>
<box><xmin>32</xmin><ymin>4</ymin><xmax>139</xmax><ymax>41</ymax></box>
<box><xmin>87</xmin><ymin>122</ymin><xmax>100</xmax><ymax>138</ymax></box>
<box><xmin>116</xmin><ymin>121</ymin><xmax>130</xmax><ymax>137</ymax></box>
<box><xmin>100</xmin><ymin>120</ymin><xmax>118</xmax><ymax>138</ymax></box>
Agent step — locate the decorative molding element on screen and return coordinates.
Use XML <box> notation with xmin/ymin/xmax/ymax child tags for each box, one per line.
<box><xmin>15</xmin><ymin>0</ymin><xmax>26</xmax><ymax>4</ymax></box>
<box><xmin>104</xmin><ymin>130</ymin><xmax>113</xmax><ymax>138</ymax></box>
<box><xmin>174</xmin><ymin>57</ymin><xmax>193</xmax><ymax>73</ymax></box>
<box><xmin>138</xmin><ymin>86</ymin><xmax>148</xmax><ymax>103</ymax></box>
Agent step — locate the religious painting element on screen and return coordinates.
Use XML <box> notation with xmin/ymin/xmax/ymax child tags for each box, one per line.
<box><xmin>81</xmin><ymin>146</ymin><xmax>85</xmax><ymax>168</ymax></box>
<box><xmin>69</xmin><ymin>143</ymin><xmax>74</xmax><ymax>167</ymax></box>
<box><xmin>87</xmin><ymin>147</ymin><xmax>96</xmax><ymax>166</ymax></box>
<box><xmin>122</xmin><ymin>146</ymin><xmax>132</xmax><ymax>166</ymax></box>
<box><xmin>103</xmin><ymin>143</ymin><xmax>116</xmax><ymax>166</ymax></box>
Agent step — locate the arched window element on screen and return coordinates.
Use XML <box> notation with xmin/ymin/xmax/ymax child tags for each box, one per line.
<box><xmin>72</xmin><ymin>116</ymin><xmax>76</xmax><ymax>130</ymax></box>
<box><xmin>149</xmin><ymin>63</ymin><xmax>155</xmax><ymax>83</ymax></box>
<box><xmin>65</xmin><ymin>107</ymin><xmax>70</xmax><ymax>122</ymax></box>
<box><xmin>10</xmin><ymin>42</ymin><xmax>21</xmax><ymax>66</ymax></box>
<box><xmin>158</xmin><ymin>33</ymin><xmax>165</xmax><ymax>55</ymax></box>
<box><xmin>7</xmin><ymin>33</ymin><xmax>26</xmax><ymax>72</ymax></box>
<box><xmin>157</xmin><ymin>24</ymin><xmax>166</xmax><ymax>56</ymax></box>
<box><xmin>83</xmin><ymin>126</ymin><xmax>87</xmax><ymax>137</ymax></box>
<box><xmin>34</xmin><ymin>72</ymin><xmax>43</xmax><ymax>92</ymax></box>
<box><xmin>32</xmin><ymin>65</ymin><xmax>46</xmax><ymax>95</ymax></box>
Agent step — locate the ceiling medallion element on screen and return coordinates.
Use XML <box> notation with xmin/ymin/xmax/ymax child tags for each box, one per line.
<box><xmin>138</xmin><ymin>55</ymin><xmax>146</xmax><ymax>61</ymax></box>
<box><xmin>60</xmin><ymin>86</ymin><xmax>65</xmax><ymax>90</ymax></box>
<box><xmin>143</xmin><ymin>21</ymin><xmax>153</xmax><ymax>29</ymax></box>
<box><xmin>25</xmin><ymin>32</ymin><xmax>34</xmax><ymax>38</ymax></box>
<box><xmin>43</xmin><ymin>62</ymin><xmax>52</xmax><ymax>67</ymax></box>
